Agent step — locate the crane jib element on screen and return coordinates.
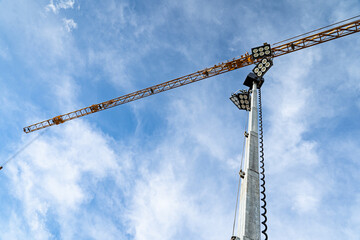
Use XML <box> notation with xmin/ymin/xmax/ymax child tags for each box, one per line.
<box><xmin>23</xmin><ymin>19</ymin><xmax>360</xmax><ymax>133</ymax></box>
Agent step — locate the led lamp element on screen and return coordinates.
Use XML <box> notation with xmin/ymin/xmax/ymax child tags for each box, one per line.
<box><xmin>252</xmin><ymin>58</ymin><xmax>273</xmax><ymax>78</ymax></box>
<box><xmin>251</xmin><ymin>44</ymin><xmax>272</xmax><ymax>59</ymax></box>
<box><xmin>230</xmin><ymin>91</ymin><xmax>251</xmax><ymax>111</ymax></box>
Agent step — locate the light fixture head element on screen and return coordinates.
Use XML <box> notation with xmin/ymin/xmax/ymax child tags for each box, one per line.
<box><xmin>252</xmin><ymin>58</ymin><xmax>273</xmax><ymax>78</ymax></box>
<box><xmin>230</xmin><ymin>90</ymin><xmax>251</xmax><ymax>111</ymax></box>
<box><xmin>251</xmin><ymin>44</ymin><xmax>272</xmax><ymax>60</ymax></box>
<box><xmin>243</xmin><ymin>72</ymin><xmax>264</xmax><ymax>89</ymax></box>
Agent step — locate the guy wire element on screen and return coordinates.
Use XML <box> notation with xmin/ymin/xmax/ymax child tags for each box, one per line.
<box><xmin>0</xmin><ymin>129</ymin><xmax>48</xmax><ymax>170</ymax></box>
<box><xmin>231</xmin><ymin>108</ymin><xmax>249</xmax><ymax>236</ymax></box>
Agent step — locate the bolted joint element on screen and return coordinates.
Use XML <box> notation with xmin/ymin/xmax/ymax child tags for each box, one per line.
<box><xmin>239</xmin><ymin>169</ymin><xmax>245</xmax><ymax>179</ymax></box>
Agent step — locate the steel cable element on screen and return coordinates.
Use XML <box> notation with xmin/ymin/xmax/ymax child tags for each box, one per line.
<box><xmin>231</xmin><ymin>113</ymin><xmax>248</xmax><ymax>236</ymax></box>
<box><xmin>272</xmin><ymin>14</ymin><xmax>360</xmax><ymax>46</ymax></box>
<box><xmin>0</xmin><ymin>129</ymin><xmax>48</xmax><ymax>171</ymax></box>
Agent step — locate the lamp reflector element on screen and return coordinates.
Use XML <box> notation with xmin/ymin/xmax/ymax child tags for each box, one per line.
<box><xmin>251</xmin><ymin>44</ymin><xmax>272</xmax><ymax>59</ymax></box>
<box><xmin>229</xmin><ymin>91</ymin><xmax>251</xmax><ymax>111</ymax></box>
<box><xmin>252</xmin><ymin>57</ymin><xmax>273</xmax><ymax>78</ymax></box>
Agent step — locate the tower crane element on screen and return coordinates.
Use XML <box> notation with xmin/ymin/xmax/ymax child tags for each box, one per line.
<box><xmin>23</xmin><ymin>18</ymin><xmax>360</xmax><ymax>134</ymax></box>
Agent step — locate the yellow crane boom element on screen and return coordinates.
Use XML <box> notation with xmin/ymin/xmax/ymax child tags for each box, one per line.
<box><xmin>23</xmin><ymin>18</ymin><xmax>360</xmax><ymax>133</ymax></box>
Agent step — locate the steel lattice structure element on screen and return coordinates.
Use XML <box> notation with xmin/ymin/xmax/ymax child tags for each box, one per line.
<box><xmin>24</xmin><ymin>18</ymin><xmax>360</xmax><ymax>133</ymax></box>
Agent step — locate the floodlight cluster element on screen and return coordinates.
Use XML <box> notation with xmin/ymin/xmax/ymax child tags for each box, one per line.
<box><xmin>252</xmin><ymin>58</ymin><xmax>273</xmax><ymax>78</ymax></box>
<box><xmin>230</xmin><ymin>91</ymin><xmax>251</xmax><ymax>111</ymax></box>
<box><xmin>251</xmin><ymin>44</ymin><xmax>271</xmax><ymax>59</ymax></box>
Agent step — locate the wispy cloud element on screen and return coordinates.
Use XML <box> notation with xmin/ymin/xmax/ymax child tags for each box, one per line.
<box><xmin>6</xmin><ymin>121</ymin><xmax>125</xmax><ymax>238</ymax></box>
<box><xmin>1</xmin><ymin>0</ymin><xmax>359</xmax><ymax>240</ymax></box>
<box><xmin>46</xmin><ymin>0</ymin><xmax>75</xmax><ymax>14</ymax></box>
<box><xmin>63</xmin><ymin>18</ymin><xmax>77</xmax><ymax>32</ymax></box>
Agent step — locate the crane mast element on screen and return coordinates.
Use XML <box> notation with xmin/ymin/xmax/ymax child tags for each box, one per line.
<box><xmin>23</xmin><ymin>18</ymin><xmax>360</xmax><ymax>133</ymax></box>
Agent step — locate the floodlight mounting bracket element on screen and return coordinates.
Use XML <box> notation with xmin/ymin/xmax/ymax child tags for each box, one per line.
<box><xmin>243</xmin><ymin>72</ymin><xmax>264</xmax><ymax>89</ymax></box>
<box><xmin>233</xmin><ymin>89</ymin><xmax>250</xmax><ymax>95</ymax></box>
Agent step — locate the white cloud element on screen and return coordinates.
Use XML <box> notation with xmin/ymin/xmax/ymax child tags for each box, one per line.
<box><xmin>346</xmin><ymin>194</ymin><xmax>360</xmax><ymax>238</ymax></box>
<box><xmin>87</xmin><ymin>48</ymin><xmax>132</xmax><ymax>90</ymax></box>
<box><xmin>63</xmin><ymin>18</ymin><xmax>77</xmax><ymax>32</ymax></box>
<box><xmin>126</xmin><ymin>152</ymin><xmax>232</xmax><ymax>240</ymax></box>
<box><xmin>51</xmin><ymin>75</ymin><xmax>79</xmax><ymax>110</ymax></box>
<box><xmin>46</xmin><ymin>0</ymin><xmax>75</xmax><ymax>14</ymax></box>
<box><xmin>6</xmin><ymin>121</ymin><xmax>124</xmax><ymax>238</ymax></box>
<box><xmin>0</xmin><ymin>213</ymin><xmax>29</xmax><ymax>240</ymax></box>
<box><xmin>81</xmin><ymin>213</ymin><xmax>125</xmax><ymax>239</ymax></box>
<box><xmin>45</xmin><ymin>1</ymin><xmax>56</xmax><ymax>13</ymax></box>
<box><xmin>290</xmin><ymin>180</ymin><xmax>321</xmax><ymax>213</ymax></box>
<box><xmin>1</xmin><ymin>1</ymin><xmax>360</xmax><ymax>240</ymax></box>
<box><xmin>56</xmin><ymin>0</ymin><xmax>75</xmax><ymax>10</ymax></box>
<box><xmin>127</xmin><ymin>165</ymin><xmax>187</xmax><ymax>239</ymax></box>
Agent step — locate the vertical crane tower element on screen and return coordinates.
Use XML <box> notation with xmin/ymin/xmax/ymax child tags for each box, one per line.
<box><xmin>19</xmin><ymin>16</ymin><xmax>360</xmax><ymax>240</ymax></box>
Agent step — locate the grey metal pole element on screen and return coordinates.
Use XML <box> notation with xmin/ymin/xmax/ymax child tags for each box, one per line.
<box><xmin>237</xmin><ymin>80</ymin><xmax>260</xmax><ymax>240</ymax></box>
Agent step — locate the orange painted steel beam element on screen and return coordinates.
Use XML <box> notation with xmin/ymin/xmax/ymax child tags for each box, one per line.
<box><xmin>23</xmin><ymin>19</ymin><xmax>360</xmax><ymax>133</ymax></box>
<box><xmin>272</xmin><ymin>19</ymin><xmax>360</xmax><ymax>57</ymax></box>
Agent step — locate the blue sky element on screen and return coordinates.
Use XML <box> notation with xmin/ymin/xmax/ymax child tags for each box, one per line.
<box><xmin>0</xmin><ymin>0</ymin><xmax>360</xmax><ymax>239</ymax></box>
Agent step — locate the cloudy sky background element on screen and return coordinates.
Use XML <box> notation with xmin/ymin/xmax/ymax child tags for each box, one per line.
<box><xmin>0</xmin><ymin>0</ymin><xmax>360</xmax><ymax>239</ymax></box>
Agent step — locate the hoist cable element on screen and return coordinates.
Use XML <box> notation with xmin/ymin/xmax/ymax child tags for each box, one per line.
<box><xmin>258</xmin><ymin>88</ymin><xmax>268</xmax><ymax>240</ymax></box>
<box><xmin>272</xmin><ymin>14</ymin><xmax>360</xmax><ymax>46</ymax></box>
<box><xmin>231</xmin><ymin>105</ymin><xmax>249</xmax><ymax>236</ymax></box>
<box><xmin>0</xmin><ymin>129</ymin><xmax>48</xmax><ymax>171</ymax></box>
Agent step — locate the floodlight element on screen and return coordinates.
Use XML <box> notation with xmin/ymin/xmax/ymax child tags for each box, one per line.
<box><xmin>251</xmin><ymin>44</ymin><xmax>272</xmax><ymax>60</ymax></box>
<box><xmin>252</xmin><ymin>58</ymin><xmax>273</xmax><ymax>78</ymax></box>
<box><xmin>230</xmin><ymin>90</ymin><xmax>251</xmax><ymax>111</ymax></box>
